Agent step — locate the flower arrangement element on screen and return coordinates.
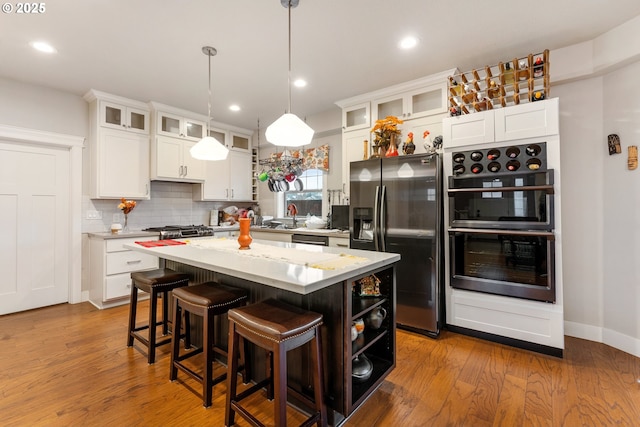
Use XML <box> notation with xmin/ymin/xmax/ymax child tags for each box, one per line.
<box><xmin>118</xmin><ymin>198</ymin><xmax>136</xmax><ymax>231</ymax></box>
<box><xmin>118</xmin><ymin>198</ymin><xmax>136</xmax><ymax>214</ymax></box>
<box><xmin>371</xmin><ymin>115</ymin><xmax>403</xmax><ymax>149</ymax></box>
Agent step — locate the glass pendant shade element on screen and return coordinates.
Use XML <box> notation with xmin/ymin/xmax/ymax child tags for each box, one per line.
<box><xmin>266</xmin><ymin>113</ymin><xmax>314</xmax><ymax>147</ymax></box>
<box><xmin>190</xmin><ymin>136</ymin><xmax>229</xmax><ymax>160</ymax></box>
<box><xmin>191</xmin><ymin>45</ymin><xmax>228</xmax><ymax>161</ymax></box>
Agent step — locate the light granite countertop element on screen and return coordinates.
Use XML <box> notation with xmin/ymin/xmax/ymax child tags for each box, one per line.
<box><xmin>126</xmin><ymin>238</ymin><xmax>398</xmax><ymax>295</ymax></box>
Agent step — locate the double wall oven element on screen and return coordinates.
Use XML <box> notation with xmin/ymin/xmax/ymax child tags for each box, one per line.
<box><xmin>448</xmin><ymin>142</ymin><xmax>556</xmax><ymax>303</ymax></box>
<box><xmin>443</xmin><ymin>99</ymin><xmax>563</xmax><ymax>356</ymax></box>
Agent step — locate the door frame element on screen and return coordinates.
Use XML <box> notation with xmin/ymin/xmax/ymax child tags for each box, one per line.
<box><xmin>0</xmin><ymin>124</ymin><xmax>84</xmax><ymax>304</ymax></box>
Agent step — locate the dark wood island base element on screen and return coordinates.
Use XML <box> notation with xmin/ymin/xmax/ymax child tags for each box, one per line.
<box><xmin>164</xmin><ymin>259</ymin><xmax>397</xmax><ymax>426</ymax></box>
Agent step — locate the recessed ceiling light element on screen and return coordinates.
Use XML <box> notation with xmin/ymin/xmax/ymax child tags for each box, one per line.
<box><xmin>30</xmin><ymin>41</ymin><xmax>57</xmax><ymax>54</ymax></box>
<box><xmin>293</xmin><ymin>79</ymin><xmax>307</xmax><ymax>88</ymax></box>
<box><xmin>229</xmin><ymin>104</ymin><xmax>241</xmax><ymax>112</ymax></box>
<box><xmin>399</xmin><ymin>36</ymin><xmax>418</xmax><ymax>50</ymax></box>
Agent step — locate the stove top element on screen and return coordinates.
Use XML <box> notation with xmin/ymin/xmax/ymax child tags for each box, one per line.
<box><xmin>143</xmin><ymin>225</ymin><xmax>214</xmax><ymax>239</ymax></box>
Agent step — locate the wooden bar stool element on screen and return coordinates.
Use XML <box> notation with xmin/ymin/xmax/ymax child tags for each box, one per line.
<box><xmin>127</xmin><ymin>268</ymin><xmax>190</xmax><ymax>364</ymax></box>
<box><xmin>170</xmin><ymin>282</ymin><xmax>249</xmax><ymax>408</ymax></box>
<box><xmin>225</xmin><ymin>298</ymin><xmax>327</xmax><ymax>427</ymax></box>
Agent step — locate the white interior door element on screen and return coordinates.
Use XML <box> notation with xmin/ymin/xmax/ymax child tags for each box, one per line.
<box><xmin>0</xmin><ymin>140</ymin><xmax>70</xmax><ymax>315</ymax></box>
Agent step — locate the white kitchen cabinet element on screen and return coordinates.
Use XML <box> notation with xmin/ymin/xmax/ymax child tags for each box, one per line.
<box><xmin>149</xmin><ymin>102</ymin><xmax>209</xmax><ymax>182</ymax></box>
<box><xmin>156</xmin><ymin>111</ymin><xmax>205</xmax><ymax>141</ymax></box>
<box><xmin>341</xmin><ymin>128</ymin><xmax>371</xmax><ymax>198</ymax></box>
<box><xmin>336</xmin><ymin>69</ymin><xmax>455</xmax><ymax>198</ymax></box>
<box><xmin>328</xmin><ymin>236</ymin><xmax>349</xmax><ymax>248</ymax></box>
<box><xmin>230</xmin><ymin>132</ymin><xmax>251</xmax><ymax>152</ymax></box>
<box><xmin>151</xmin><ymin>135</ymin><xmax>205</xmax><ymax>181</ymax></box>
<box><xmin>494</xmin><ymin>97</ymin><xmax>559</xmax><ymax>141</ymax></box>
<box><xmin>194</xmin><ymin>150</ymin><xmax>252</xmax><ymax>201</ymax></box>
<box><xmin>89</xmin><ymin>235</ymin><xmax>159</xmax><ymax>309</ymax></box>
<box><xmin>99</xmin><ymin>101</ymin><xmax>149</xmax><ymax>134</ymax></box>
<box><xmin>84</xmin><ymin>90</ymin><xmax>151</xmax><ymax>199</ymax></box>
<box><xmin>250</xmin><ymin>231</ymin><xmax>292</xmax><ymax>243</ymax></box>
<box><xmin>372</xmin><ymin>83</ymin><xmax>446</xmax><ymax>122</ymax></box>
<box><xmin>341</xmin><ymin>102</ymin><xmax>371</xmax><ymax>132</ymax></box>
<box><xmin>400</xmin><ymin>114</ymin><xmax>445</xmax><ymax>155</ymax></box>
<box><xmin>444</xmin><ymin>98</ymin><xmax>559</xmax><ymax>149</ymax></box>
<box><xmin>442</xmin><ymin>109</ymin><xmax>495</xmax><ymax>148</ymax></box>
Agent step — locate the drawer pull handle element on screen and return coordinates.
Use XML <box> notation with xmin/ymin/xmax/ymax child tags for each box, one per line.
<box><xmin>127</xmin><ymin>260</ymin><xmax>142</xmax><ymax>264</ymax></box>
<box><xmin>336</xmin><ymin>243</ymin><xmax>348</xmax><ymax>247</ymax></box>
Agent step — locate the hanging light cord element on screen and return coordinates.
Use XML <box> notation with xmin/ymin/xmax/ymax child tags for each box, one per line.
<box><xmin>207</xmin><ymin>49</ymin><xmax>212</xmax><ymax>133</ymax></box>
<box><xmin>287</xmin><ymin>0</ymin><xmax>292</xmax><ymax>114</ymax></box>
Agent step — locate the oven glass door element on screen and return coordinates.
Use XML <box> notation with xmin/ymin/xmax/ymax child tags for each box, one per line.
<box><xmin>449</xmin><ymin>170</ymin><xmax>554</xmax><ymax>230</ymax></box>
<box><xmin>450</xmin><ymin>228</ymin><xmax>556</xmax><ymax>302</ymax></box>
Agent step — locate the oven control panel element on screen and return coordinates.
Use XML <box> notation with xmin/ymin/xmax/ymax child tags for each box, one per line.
<box><xmin>451</xmin><ymin>142</ymin><xmax>547</xmax><ymax>177</ymax></box>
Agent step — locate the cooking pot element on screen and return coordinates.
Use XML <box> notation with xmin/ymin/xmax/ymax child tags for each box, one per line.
<box><xmin>352</xmin><ymin>354</ymin><xmax>373</xmax><ymax>382</ymax></box>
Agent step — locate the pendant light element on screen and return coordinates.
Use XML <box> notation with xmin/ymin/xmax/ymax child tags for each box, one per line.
<box><xmin>265</xmin><ymin>0</ymin><xmax>314</xmax><ymax>148</ymax></box>
<box><xmin>190</xmin><ymin>46</ymin><xmax>229</xmax><ymax>161</ymax></box>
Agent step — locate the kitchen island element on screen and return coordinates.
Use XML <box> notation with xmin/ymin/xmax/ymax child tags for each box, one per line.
<box><xmin>126</xmin><ymin>237</ymin><xmax>399</xmax><ymax>426</ymax></box>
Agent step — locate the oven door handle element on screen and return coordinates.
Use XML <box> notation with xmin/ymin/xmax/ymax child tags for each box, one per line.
<box><xmin>448</xmin><ymin>227</ymin><xmax>555</xmax><ymax>240</ymax></box>
<box><xmin>448</xmin><ymin>184</ymin><xmax>554</xmax><ymax>194</ymax></box>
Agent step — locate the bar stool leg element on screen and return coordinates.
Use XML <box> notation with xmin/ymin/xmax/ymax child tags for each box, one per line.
<box><xmin>225</xmin><ymin>319</ymin><xmax>239</xmax><ymax>427</ymax></box>
<box><xmin>169</xmin><ymin>295</ymin><xmax>181</xmax><ymax>381</ymax></box>
<box><xmin>127</xmin><ymin>281</ymin><xmax>137</xmax><ymax>347</ymax></box>
<box><xmin>148</xmin><ymin>288</ymin><xmax>159</xmax><ymax>364</ymax></box>
<box><xmin>312</xmin><ymin>327</ymin><xmax>327</xmax><ymax>427</ymax></box>
<box><xmin>203</xmin><ymin>309</ymin><xmax>214</xmax><ymax>408</ymax></box>
<box><xmin>273</xmin><ymin>342</ymin><xmax>287</xmax><ymax>427</ymax></box>
<box><xmin>161</xmin><ymin>290</ymin><xmax>170</xmax><ymax>336</ymax></box>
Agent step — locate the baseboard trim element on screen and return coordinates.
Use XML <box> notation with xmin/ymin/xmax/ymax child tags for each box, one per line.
<box><xmin>446</xmin><ymin>324</ymin><xmax>564</xmax><ymax>358</ymax></box>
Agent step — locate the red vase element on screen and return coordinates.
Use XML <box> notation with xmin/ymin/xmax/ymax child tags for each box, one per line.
<box><xmin>385</xmin><ymin>134</ymin><xmax>399</xmax><ymax>157</ymax></box>
<box><xmin>237</xmin><ymin>218</ymin><xmax>252</xmax><ymax>250</ymax></box>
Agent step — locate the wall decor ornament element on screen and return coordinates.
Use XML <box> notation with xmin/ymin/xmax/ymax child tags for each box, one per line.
<box><xmin>608</xmin><ymin>134</ymin><xmax>621</xmax><ymax>155</ymax></box>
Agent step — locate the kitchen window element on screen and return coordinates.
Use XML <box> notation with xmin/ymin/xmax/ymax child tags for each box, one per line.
<box><xmin>283</xmin><ymin>169</ymin><xmax>323</xmax><ymax>217</ymax></box>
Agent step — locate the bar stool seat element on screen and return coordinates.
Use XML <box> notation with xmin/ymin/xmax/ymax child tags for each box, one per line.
<box><xmin>225</xmin><ymin>298</ymin><xmax>327</xmax><ymax>427</ymax></box>
<box><xmin>127</xmin><ymin>268</ymin><xmax>190</xmax><ymax>364</ymax></box>
<box><xmin>170</xmin><ymin>282</ymin><xmax>249</xmax><ymax>408</ymax></box>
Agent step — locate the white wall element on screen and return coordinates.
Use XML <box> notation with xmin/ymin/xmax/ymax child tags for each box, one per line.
<box><xmin>601</xmin><ymin>61</ymin><xmax>640</xmax><ymax>355</ymax></box>
<box><xmin>552</xmin><ymin>15</ymin><xmax>640</xmax><ymax>356</ymax></box>
<box><xmin>0</xmin><ymin>77</ymin><xmax>88</xmax><ymax>136</ymax></box>
<box><xmin>553</xmin><ymin>78</ymin><xmax>605</xmax><ymax>339</ymax></box>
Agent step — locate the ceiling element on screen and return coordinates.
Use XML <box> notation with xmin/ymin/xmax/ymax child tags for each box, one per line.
<box><xmin>3</xmin><ymin>0</ymin><xmax>640</xmax><ymax>135</ymax></box>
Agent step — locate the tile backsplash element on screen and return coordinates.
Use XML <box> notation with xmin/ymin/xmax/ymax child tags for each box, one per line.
<box><xmin>82</xmin><ymin>181</ymin><xmax>257</xmax><ymax>233</ymax></box>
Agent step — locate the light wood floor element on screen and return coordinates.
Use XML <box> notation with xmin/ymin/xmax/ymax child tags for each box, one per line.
<box><xmin>1</xmin><ymin>302</ymin><xmax>639</xmax><ymax>427</ymax></box>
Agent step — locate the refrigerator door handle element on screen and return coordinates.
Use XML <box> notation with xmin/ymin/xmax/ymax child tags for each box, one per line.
<box><xmin>380</xmin><ymin>185</ymin><xmax>387</xmax><ymax>252</ymax></box>
<box><xmin>373</xmin><ymin>185</ymin><xmax>380</xmax><ymax>251</ymax></box>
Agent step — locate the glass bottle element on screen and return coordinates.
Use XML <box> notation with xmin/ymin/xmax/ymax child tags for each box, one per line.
<box><xmin>501</xmin><ymin>62</ymin><xmax>514</xmax><ymax>85</ymax></box>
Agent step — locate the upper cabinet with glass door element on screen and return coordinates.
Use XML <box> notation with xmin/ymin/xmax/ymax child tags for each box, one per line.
<box><xmin>155</xmin><ymin>110</ymin><xmax>205</xmax><ymax>141</ymax></box>
<box><xmin>230</xmin><ymin>132</ymin><xmax>251</xmax><ymax>152</ymax></box>
<box><xmin>341</xmin><ymin>102</ymin><xmax>371</xmax><ymax>132</ymax></box>
<box><xmin>99</xmin><ymin>101</ymin><xmax>149</xmax><ymax>135</ymax></box>
<box><xmin>372</xmin><ymin>83</ymin><xmax>446</xmax><ymax>122</ymax></box>
<box><xmin>208</xmin><ymin>119</ymin><xmax>252</xmax><ymax>153</ymax></box>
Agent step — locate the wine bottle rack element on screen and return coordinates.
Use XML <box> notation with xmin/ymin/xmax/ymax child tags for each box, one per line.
<box><xmin>447</xmin><ymin>50</ymin><xmax>549</xmax><ymax>116</ymax></box>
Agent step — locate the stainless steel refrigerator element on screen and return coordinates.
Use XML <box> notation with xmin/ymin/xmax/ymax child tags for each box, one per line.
<box><xmin>350</xmin><ymin>153</ymin><xmax>443</xmax><ymax>336</ymax></box>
